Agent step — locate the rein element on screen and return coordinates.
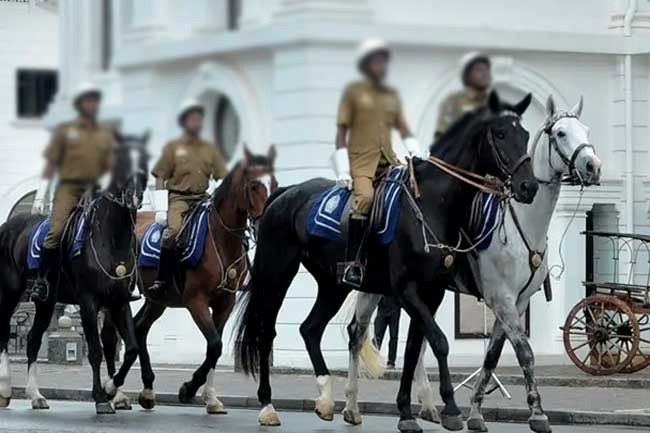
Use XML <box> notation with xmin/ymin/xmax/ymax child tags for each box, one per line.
<box><xmin>425</xmin><ymin>156</ymin><xmax>508</xmax><ymax>198</ymax></box>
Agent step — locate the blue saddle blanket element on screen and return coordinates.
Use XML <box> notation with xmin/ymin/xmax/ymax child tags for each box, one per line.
<box><xmin>467</xmin><ymin>192</ymin><xmax>502</xmax><ymax>251</ymax></box>
<box><xmin>307</xmin><ymin>166</ymin><xmax>407</xmax><ymax>245</ymax></box>
<box><xmin>139</xmin><ymin>202</ymin><xmax>210</xmax><ymax>268</ymax></box>
<box><xmin>27</xmin><ymin>215</ymin><xmax>89</xmax><ymax>270</ymax></box>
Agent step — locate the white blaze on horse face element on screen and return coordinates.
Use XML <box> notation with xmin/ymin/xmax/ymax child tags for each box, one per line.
<box><xmin>257</xmin><ymin>174</ymin><xmax>273</xmax><ymax>198</ymax></box>
<box><xmin>550</xmin><ymin>117</ymin><xmax>589</xmax><ymax>172</ymax></box>
<box><xmin>0</xmin><ymin>350</ymin><xmax>11</xmax><ymax>399</ymax></box>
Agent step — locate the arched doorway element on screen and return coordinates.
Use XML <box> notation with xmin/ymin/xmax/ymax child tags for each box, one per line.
<box><xmin>199</xmin><ymin>91</ymin><xmax>241</xmax><ymax>161</ymax></box>
<box><xmin>8</xmin><ymin>191</ymin><xmax>36</xmax><ymax>219</ymax></box>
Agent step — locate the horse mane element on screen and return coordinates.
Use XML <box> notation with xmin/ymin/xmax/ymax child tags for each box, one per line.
<box><xmin>430</xmin><ymin>109</ymin><xmax>489</xmax><ymax>162</ymax></box>
<box><xmin>211</xmin><ymin>162</ymin><xmax>242</xmax><ymax>209</ymax></box>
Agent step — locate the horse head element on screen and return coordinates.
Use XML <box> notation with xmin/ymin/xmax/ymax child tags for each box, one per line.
<box><xmin>111</xmin><ymin>130</ymin><xmax>150</xmax><ymax>210</ymax></box>
<box><xmin>241</xmin><ymin>145</ymin><xmax>278</xmax><ymax>220</ymax></box>
<box><xmin>480</xmin><ymin>90</ymin><xmax>538</xmax><ymax>204</ymax></box>
<box><xmin>538</xmin><ymin>95</ymin><xmax>601</xmax><ymax>186</ymax></box>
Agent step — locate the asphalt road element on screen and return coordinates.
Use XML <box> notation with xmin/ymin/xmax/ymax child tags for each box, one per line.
<box><xmin>0</xmin><ymin>400</ymin><xmax>647</xmax><ymax>433</ymax></box>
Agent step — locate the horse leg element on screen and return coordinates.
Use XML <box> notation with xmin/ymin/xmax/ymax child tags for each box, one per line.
<box><xmin>78</xmin><ymin>297</ymin><xmax>113</xmax><ymax>414</ymax></box>
<box><xmin>395</xmin><ymin>315</ymin><xmax>426</xmax><ymax>433</ymax></box>
<box><xmin>399</xmin><ymin>282</ymin><xmax>463</xmax><ymax>432</ymax></box>
<box><xmin>133</xmin><ymin>299</ymin><xmax>166</xmax><ymax>410</ymax></box>
<box><xmin>299</xmin><ymin>283</ymin><xmax>348</xmax><ymax>422</ymax></box>
<box><xmin>0</xmin><ymin>289</ymin><xmax>20</xmax><ymax>408</ymax></box>
<box><xmin>179</xmin><ymin>295</ymin><xmax>224</xmax><ymax>411</ymax></box>
<box><xmin>466</xmin><ymin>322</ymin><xmax>507</xmax><ymax>432</ymax></box>
<box><xmin>100</xmin><ymin>310</ymin><xmax>118</xmax><ymax>379</ymax></box>
<box><xmin>494</xmin><ymin>301</ymin><xmax>550</xmax><ymax>433</ymax></box>
<box><xmin>343</xmin><ymin>292</ymin><xmax>382</xmax><ymax>425</ymax></box>
<box><xmin>414</xmin><ymin>341</ymin><xmax>440</xmax><ymax>424</ymax></box>
<box><xmin>25</xmin><ymin>299</ymin><xmax>55</xmax><ymax>410</ymax></box>
<box><xmin>103</xmin><ymin>303</ymin><xmax>139</xmax><ymax>411</ymax></box>
<box><xmin>197</xmin><ymin>294</ymin><xmax>235</xmax><ymax>415</ymax></box>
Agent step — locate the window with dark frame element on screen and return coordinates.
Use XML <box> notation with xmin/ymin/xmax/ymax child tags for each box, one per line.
<box><xmin>214</xmin><ymin>96</ymin><xmax>240</xmax><ymax>161</ymax></box>
<box><xmin>101</xmin><ymin>0</ymin><xmax>113</xmax><ymax>71</ymax></box>
<box><xmin>454</xmin><ymin>292</ymin><xmax>530</xmax><ymax>339</ymax></box>
<box><xmin>16</xmin><ymin>69</ymin><xmax>58</xmax><ymax>119</ymax></box>
<box><xmin>227</xmin><ymin>0</ymin><xmax>242</xmax><ymax>30</ymax></box>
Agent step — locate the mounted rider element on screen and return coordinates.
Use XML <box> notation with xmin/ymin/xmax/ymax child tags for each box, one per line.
<box><xmin>434</xmin><ymin>52</ymin><xmax>492</xmax><ymax>141</ymax></box>
<box><xmin>332</xmin><ymin>38</ymin><xmax>421</xmax><ymax>288</ymax></box>
<box><xmin>31</xmin><ymin>82</ymin><xmax>115</xmax><ymax>303</ymax></box>
<box><xmin>149</xmin><ymin>98</ymin><xmax>228</xmax><ymax>296</ymax></box>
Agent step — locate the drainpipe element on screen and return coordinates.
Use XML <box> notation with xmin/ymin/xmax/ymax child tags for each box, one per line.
<box><xmin>623</xmin><ymin>0</ymin><xmax>637</xmax><ymax>232</ymax></box>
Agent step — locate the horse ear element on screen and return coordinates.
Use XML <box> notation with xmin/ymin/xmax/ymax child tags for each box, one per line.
<box><xmin>514</xmin><ymin>93</ymin><xmax>532</xmax><ymax>116</ymax></box>
<box><xmin>571</xmin><ymin>95</ymin><xmax>584</xmax><ymax>118</ymax></box>
<box><xmin>243</xmin><ymin>145</ymin><xmax>254</xmax><ymax>166</ymax></box>
<box><xmin>267</xmin><ymin>144</ymin><xmax>277</xmax><ymax>166</ymax></box>
<box><xmin>488</xmin><ymin>90</ymin><xmax>500</xmax><ymax>113</ymax></box>
<box><xmin>141</xmin><ymin>129</ymin><xmax>151</xmax><ymax>145</ymax></box>
<box><xmin>546</xmin><ymin>94</ymin><xmax>557</xmax><ymax>118</ymax></box>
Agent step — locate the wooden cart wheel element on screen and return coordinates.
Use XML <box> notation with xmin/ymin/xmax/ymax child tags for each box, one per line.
<box><xmin>619</xmin><ymin>309</ymin><xmax>650</xmax><ymax>373</ymax></box>
<box><xmin>563</xmin><ymin>295</ymin><xmax>640</xmax><ymax>376</ymax></box>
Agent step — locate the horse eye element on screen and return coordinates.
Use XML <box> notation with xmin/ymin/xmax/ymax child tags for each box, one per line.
<box><xmin>557</xmin><ymin>131</ymin><xmax>566</xmax><ymax>138</ymax></box>
<box><xmin>495</xmin><ymin>131</ymin><xmax>505</xmax><ymax>140</ymax></box>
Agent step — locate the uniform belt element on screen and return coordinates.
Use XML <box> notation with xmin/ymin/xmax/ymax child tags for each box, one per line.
<box><xmin>59</xmin><ymin>180</ymin><xmax>98</xmax><ymax>188</ymax></box>
<box><xmin>169</xmin><ymin>190</ymin><xmax>206</xmax><ymax>197</ymax></box>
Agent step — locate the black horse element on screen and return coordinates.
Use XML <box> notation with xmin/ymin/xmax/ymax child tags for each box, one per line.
<box><xmin>0</xmin><ymin>132</ymin><xmax>149</xmax><ymax>414</ymax></box>
<box><xmin>235</xmin><ymin>91</ymin><xmax>538</xmax><ymax>433</ymax></box>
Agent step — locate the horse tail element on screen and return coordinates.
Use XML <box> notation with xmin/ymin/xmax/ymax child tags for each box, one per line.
<box><xmin>235</xmin><ymin>194</ymin><xmax>301</xmax><ymax>377</ymax></box>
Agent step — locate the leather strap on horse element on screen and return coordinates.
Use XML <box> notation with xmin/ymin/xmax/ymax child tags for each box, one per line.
<box><xmin>426</xmin><ymin>156</ymin><xmax>507</xmax><ymax>197</ymax></box>
<box><xmin>407</xmin><ymin>157</ymin><xmax>421</xmax><ymax>199</ymax></box>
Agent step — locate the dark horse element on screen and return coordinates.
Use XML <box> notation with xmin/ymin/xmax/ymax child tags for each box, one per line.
<box><xmin>235</xmin><ymin>91</ymin><xmax>538</xmax><ymax>433</ymax></box>
<box><xmin>101</xmin><ymin>147</ymin><xmax>277</xmax><ymax>414</ymax></box>
<box><xmin>0</xmin><ymin>132</ymin><xmax>149</xmax><ymax>414</ymax></box>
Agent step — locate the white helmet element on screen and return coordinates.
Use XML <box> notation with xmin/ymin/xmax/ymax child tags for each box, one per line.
<box><xmin>177</xmin><ymin>98</ymin><xmax>205</xmax><ymax>125</ymax></box>
<box><xmin>459</xmin><ymin>52</ymin><xmax>491</xmax><ymax>85</ymax></box>
<box><xmin>72</xmin><ymin>81</ymin><xmax>101</xmax><ymax>107</ymax></box>
<box><xmin>356</xmin><ymin>37</ymin><xmax>390</xmax><ymax>70</ymax></box>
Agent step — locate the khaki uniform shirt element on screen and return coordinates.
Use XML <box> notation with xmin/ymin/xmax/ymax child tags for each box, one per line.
<box><xmin>434</xmin><ymin>89</ymin><xmax>488</xmax><ymax>140</ymax></box>
<box><xmin>152</xmin><ymin>135</ymin><xmax>228</xmax><ymax>195</ymax></box>
<box><xmin>337</xmin><ymin>80</ymin><xmax>403</xmax><ymax>178</ymax></box>
<box><xmin>44</xmin><ymin>119</ymin><xmax>113</xmax><ymax>183</ymax></box>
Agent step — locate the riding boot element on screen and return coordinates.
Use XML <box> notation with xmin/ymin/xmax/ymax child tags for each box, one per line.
<box><xmin>31</xmin><ymin>247</ymin><xmax>57</xmax><ymax>302</ymax></box>
<box><xmin>341</xmin><ymin>218</ymin><xmax>368</xmax><ymax>288</ymax></box>
<box><xmin>147</xmin><ymin>247</ymin><xmax>175</xmax><ymax>296</ymax></box>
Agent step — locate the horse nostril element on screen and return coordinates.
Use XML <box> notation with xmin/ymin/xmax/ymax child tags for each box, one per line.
<box><xmin>586</xmin><ymin>161</ymin><xmax>594</xmax><ymax>173</ymax></box>
<box><xmin>521</xmin><ymin>181</ymin><xmax>538</xmax><ymax>196</ymax></box>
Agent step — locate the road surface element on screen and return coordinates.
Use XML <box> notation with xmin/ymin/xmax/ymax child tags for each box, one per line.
<box><xmin>0</xmin><ymin>399</ymin><xmax>645</xmax><ymax>433</ymax></box>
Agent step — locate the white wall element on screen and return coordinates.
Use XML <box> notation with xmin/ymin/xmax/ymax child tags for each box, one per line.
<box><xmin>0</xmin><ymin>2</ymin><xmax>58</xmax><ymax>220</ymax></box>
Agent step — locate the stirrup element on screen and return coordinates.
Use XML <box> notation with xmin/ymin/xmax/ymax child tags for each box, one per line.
<box><xmin>31</xmin><ymin>280</ymin><xmax>49</xmax><ymax>303</ymax></box>
<box><xmin>341</xmin><ymin>262</ymin><xmax>364</xmax><ymax>288</ymax></box>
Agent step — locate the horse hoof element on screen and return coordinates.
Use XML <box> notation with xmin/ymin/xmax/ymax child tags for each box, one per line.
<box><xmin>314</xmin><ymin>398</ymin><xmax>334</xmax><ymax>421</ymax></box>
<box><xmin>138</xmin><ymin>390</ymin><xmax>156</xmax><ymax>410</ymax></box>
<box><xmin>178</xmin><ymin>382</ymin><xmax>196</xmax><ymax>404</ymax></box>
<box><xmin>397</xmin><ymin>419</ymin><xmax>422</xmax><ymax>433</ymax></box>
<box><xmin>113</xmin><ymin>399</ymin><xmax>132</xmax><ymax>411</ymax></box>
<box><xmin>419</xmin><ymin>406</ymin><xmax>440</xmax><ymax>424</ymax></box>
<box><xmin>31</xmin><ymin>398</ymin><xmax>50</xmax><ymax>410</ymax></box>
<box><xmin>467</xmin><ymin>416</ymin><xmax>488</xmax><ymax>432</ymax></box>
<box><xmin>0</xmin><ymin>396</ymin><xmax>10</xmax><ymax>408</ymax></box>
<box><xmin>206</xmin><ymin>400</ymin><xmax>227</xmax><ymax>415</ymax></box>
<box><xmin>529</xmin><ymin>414</ymin><xmax>552</xmax><ymax>433</ymax></box>
<box><xmin>259</xmin><ymin>404</ymin><xmax>281</xmax><ymax>426</ymax></box>
<box><xmin>441</xmin><ymin>413</ymin><xmax>464</xmax><ymax>431</ymax></box>
<box><xmin>95</xmin><ymin>401</ymin><xmax>116</xmax><ymax>415</ymax></box>
<box><xmin>342</xmin><ymin>408</ymin><xmax>362</xmax><ymax>425</ymax></box>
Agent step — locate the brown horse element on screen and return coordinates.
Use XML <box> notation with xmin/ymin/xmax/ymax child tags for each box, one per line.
<box><xmin>102</xmin><ymin>147</ymin><xmax>277</xmax><ymax>413</ymax></box>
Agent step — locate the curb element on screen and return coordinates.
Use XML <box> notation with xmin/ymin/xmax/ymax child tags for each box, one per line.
<box><xmin>269</xmin><ymin>366</ymin><xmax>650</xmax><ymax>390</ymax></box>
<box><xmin>10</xmin><ymin>386</ymin><xmax>650</xmax><ymax>428</ymax></box>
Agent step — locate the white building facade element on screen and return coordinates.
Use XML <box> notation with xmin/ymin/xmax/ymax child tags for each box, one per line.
<box><xmin>5</xmin><ymin>0</ymin><xmax>650</xmax><ymax>368</ymax></box>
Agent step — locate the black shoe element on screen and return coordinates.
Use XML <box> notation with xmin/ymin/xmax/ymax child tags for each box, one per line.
<box><xmin>340</xmin><ymin>218</ymin><xmax>367</xmax><ymax>288</ymax></box>
<box><xmin>31</xmin><ymin>247</ymin><xmax>57</xmax><ymax>303</ymax></box>
<box><xmin>147</xmin><ymin>247</ymin><xmax>175</xmax><ymax>296</ymax></box>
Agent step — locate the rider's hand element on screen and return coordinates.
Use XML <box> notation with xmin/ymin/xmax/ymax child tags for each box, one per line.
<box><xmin>155</xmin><ymin>211</ymin><xmax>167</xmax><ymax>226</ymax></box>
<box><xmin>404</xmin><ymin>137</ymin><xmax>423</xmax><ymax>159</ymax></box>
<box><xmin>331</xmin><ymin>148</ymin><xmax>352</xmax><ymax>189</ymax></box>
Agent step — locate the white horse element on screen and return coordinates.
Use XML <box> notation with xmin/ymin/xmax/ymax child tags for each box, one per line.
<box><xmin>344</xmin><ymin>95</ymin><xmax>602</xmax><ymax>433</ymax></box>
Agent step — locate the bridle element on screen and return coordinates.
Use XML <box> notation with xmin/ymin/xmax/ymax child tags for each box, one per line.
<box><xmin>533</xmin><ymin>112</ymin><xmax>595</xmax><ymax>186</ymax></box>
<box><xmin>486</xmin><ymin>111</ymin><xmax>531</xmax><ymax>180</ymax></box>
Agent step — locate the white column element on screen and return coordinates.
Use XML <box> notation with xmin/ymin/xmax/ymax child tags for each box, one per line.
<box><xmin>123</xmin><ymin>0</ymin><xmax>170</xmax><ymax>42</ymax></box>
